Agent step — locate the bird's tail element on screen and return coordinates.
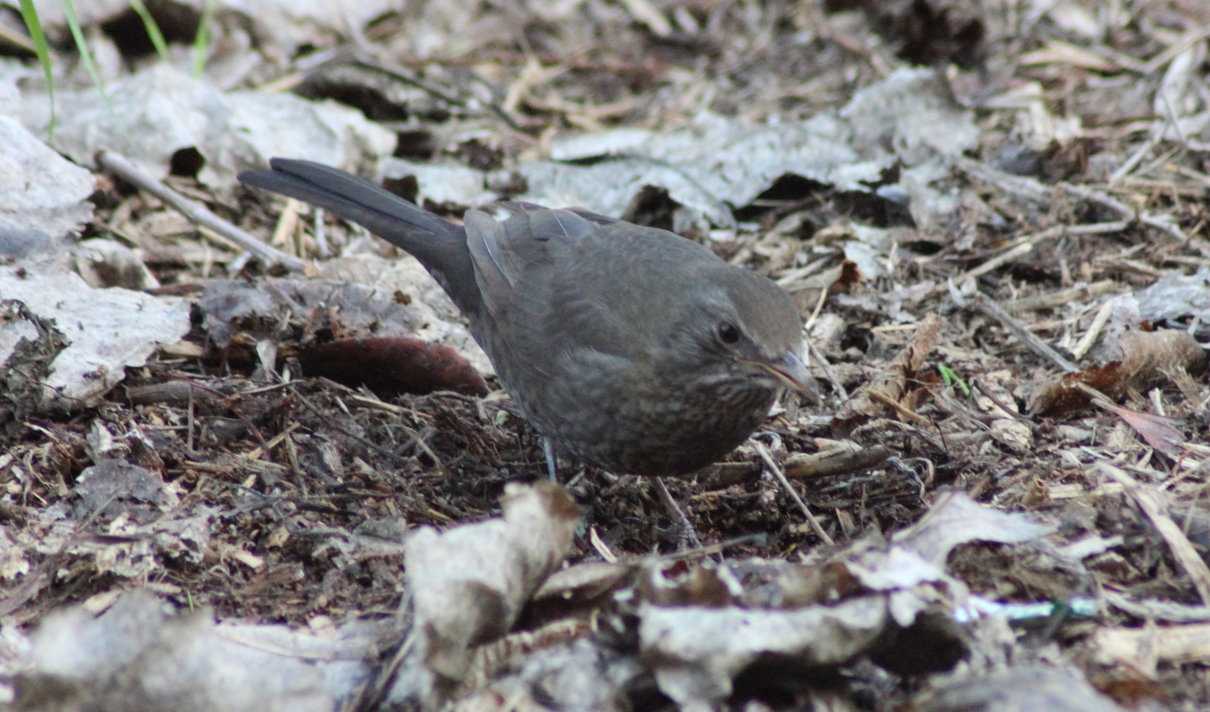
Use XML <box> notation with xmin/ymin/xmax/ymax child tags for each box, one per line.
<box><xmin>239</xmin><ymin>159</ymin><xmax>480</xmax><ymax>312</ymax></box>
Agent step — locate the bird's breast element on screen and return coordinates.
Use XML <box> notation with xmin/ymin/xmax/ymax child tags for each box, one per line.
<box><xmin>514</xmin><ymin>355</ymin><xmax>779</xmax><ymax>476</ymax></box>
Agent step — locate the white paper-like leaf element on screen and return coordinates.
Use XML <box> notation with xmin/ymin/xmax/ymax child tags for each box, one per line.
<box><xmin>0</xmin><ymin>265</ymin><xmax>191</xmax><ymax>410</ymax></box>
<box><xmin>894</xmin><ymin>490</ymin><xmax>1055</xmax><ymax>566</ymax></box>
<box><xmin>14</xmin><ymin>65</ymin><xmax>394</xmax><ymax>191</ymax></box>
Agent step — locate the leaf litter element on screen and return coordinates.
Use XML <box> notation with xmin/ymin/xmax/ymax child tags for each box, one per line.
<box><xmin>2</xmin><ymin>1</ymin><xmax>1210</xmax><ymax>710</ymax></box>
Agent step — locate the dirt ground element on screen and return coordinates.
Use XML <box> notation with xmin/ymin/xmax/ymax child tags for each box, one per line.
<box><xmin>3</xmin><ymin>1</ymin><xmax>1210</xmax><ymax>710</ymax></box>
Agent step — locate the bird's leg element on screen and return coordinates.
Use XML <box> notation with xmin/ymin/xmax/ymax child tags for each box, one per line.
<box><xmin>542</xmin><ymin>437</ymin><xmax>558</xmax><ymax>481</ymax></box>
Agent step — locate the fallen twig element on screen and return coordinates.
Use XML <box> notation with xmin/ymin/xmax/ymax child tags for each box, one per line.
<box><xmin>1099</xmin><ymin>462</ymin><xmax>1210</xmax><ymax>605</ymax></box>
<box><xmin>754</xmin><ymin>441</ymin><xmax>834</xmax><ymax>546</ymax></box>
<box><xmin>971</xmin><ymin>292</ymin><xmax>1080</xmax><ymax>373</ymax></box>
<box><xmin>783</xmin><ymin>443</ymin><xmax>892</xmax><ymax>480</ymax></box>
<box><xmin>97</xmin><ymin>149</ymin><xmax>306</xmax><ymax>272</ymax></box>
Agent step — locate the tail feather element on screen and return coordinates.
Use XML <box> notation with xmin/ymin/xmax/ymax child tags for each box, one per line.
<box><xmin>239</xmin><ymin>159</ymin><xmax>481</xmax><ymax>314</ymax></box>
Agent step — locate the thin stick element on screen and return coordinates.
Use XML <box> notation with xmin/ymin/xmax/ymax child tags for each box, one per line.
<box><xmin>654</xmin><ymin>477</ymin><xmax>704</xmax><ymax>550</ymax></box>
<box><xmin>961</xmin><ymin>242</ymin><xmax>1034</xmax><ymax>283</ymax></box>
<box><xmin>1007</xmin><ymin>280</ymin><xmax>1118</xmax><ymax>312</ymax></box>
<box><xmin>1071</xmin><ymin>299</ymin><xmax>1113</xmax><ymax>361</ymax></box>
<box><xmin>754</xmin><ymin>441</ymin><xmax>834</xmax><ymax>546</ymax></box>
<box><xmin>784</xmin><ymin>443</ymin><xmax>891</xmax><ymax>480</ymax></box>
<box><xmin>973</xmin><ymin>292</ymin><xmax>1080</xmax><ymax>373</ymax></box>
<box><xmin>96</xmin><ymin>149</ymin><xmax>306</xmax><ymax>272</ymax></box>
<box><xmin>1100</xmin><ymin>463</ymin><xmax>1210</xmax><ymax>605</ymax></box>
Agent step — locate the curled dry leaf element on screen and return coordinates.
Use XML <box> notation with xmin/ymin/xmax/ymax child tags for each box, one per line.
<box><xmin>379</xmin><ymin>69</ymin><xmax>974</xmax><ymax>231</ymax></box>
<box><xmin>299</xmin><ymin>337</ymin><xmax>487</xmax><ymax>397</ymax></box>
<box><xmin>1029</xmin><ymin>329</ymin><xmax>1207</xmax><ymax>417</ymax></box>
<box><xmin>782</xmin><ymin>259</ymin><xmax>862</xmax><ymax>317</ymax></box>
<box><xmin>13</xmin><ymin>590</ymin><xmax>376</xmax><ymax>711</ymax></box>
<box><xmin>401</xmin><ymin>482</ymin><xmax>579</xmax><ymax>689</ymax></box>
<box><xmin>630</xmin><ymin>490</ymin><xmax>1055</xmax><ymax>707</ymax></box>
<box><xmin>639</xmin><ymin>596</ymin><xmax>889</xmax><ymax>707</ymax></box>
<box><xmin>833</xmin><ymin>312</ymin><xmax>943</xmax><ymax>433</ymax></box>
<box><xmin>531</xmin><ymin>560</ymin><xmax>634</xmax><ymax>607</ymax></box>
<box><xmin>892</xmin><ymin>490</ymin><xmax>1056</xmax><ymax>567</ymax></box>
<box><xmin>1132</xmin><ymin>267</ymin><xmax>1210</xmax><ymax>331</ymax></box>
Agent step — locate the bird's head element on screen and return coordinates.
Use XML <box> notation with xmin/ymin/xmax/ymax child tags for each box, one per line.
<box><xmin>664</xmin><ymin>265</ymin><xmax>812</xmax><ymax>398</ymax></box>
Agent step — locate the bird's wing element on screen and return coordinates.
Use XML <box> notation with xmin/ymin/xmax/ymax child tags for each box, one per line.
<box><xmin>465</xmin><ymin>207</ymin><xmax>600</xmax><ymax>295</ymax></box>
<box><xmin>463</xmin><ymin>206</ymin><xmax>646</xmax><ymax>370</ymax></box>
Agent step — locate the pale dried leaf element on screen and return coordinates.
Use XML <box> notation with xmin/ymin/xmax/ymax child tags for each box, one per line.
<box><xmin>893</xmin><ymin>490</ymin><xmax>1055</xmax><ymax>566</ymax></box>
<box><xmin>0</xmin><ymin>264</ymin><xmax>191</xmax><ymax>410</ymax></box>
<box><xmin>640</xmin><ymin>596</ymin><xmax>888</xmax><ymax>707</ymax></box>
<box><xmin>404</xmin><ymin>483</ymin><xmax>578</xmax><ymax>682</ymax></box>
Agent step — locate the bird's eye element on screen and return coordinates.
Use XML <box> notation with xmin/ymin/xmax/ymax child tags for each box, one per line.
<box><xmin>717</xmin><ymin>321</ymin><xmax>741</xmax><ymax>344</ymax></box>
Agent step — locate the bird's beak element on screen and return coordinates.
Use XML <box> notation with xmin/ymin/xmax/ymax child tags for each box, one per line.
<box><xmin>754</xmin><ymin>351</ymin><xmax>813</xmax><ymax>394</ymax></box>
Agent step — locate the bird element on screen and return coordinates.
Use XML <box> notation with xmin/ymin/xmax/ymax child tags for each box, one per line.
<box><xmin>239</xmin><ymin>159</ymin><xmax>810</xmax><ymax>478</ymax></box>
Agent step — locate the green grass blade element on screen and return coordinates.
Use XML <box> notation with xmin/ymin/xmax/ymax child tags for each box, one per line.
<box><xmin>937</xmin><ymin>364</ymin><xmax>971</xmax><ymax>398</ymax></box>
<box><xmin>18</xmin><ymin>0</ymin><xmax>56</xmax><ymax>135</ymax></box>
<box><xmin>191</xmin><ymin>0</ymin><xmax>215</xmax><ymax>77</ymax></box>
<box><xmin>128</xmin><ymin>0</ymin><xmax>170</xmax><ymax>61</ymax></box>
<box><xmin>60</xmin><ymin>0</ymin><xmax>109</xmax><ymax>105</ymax></box>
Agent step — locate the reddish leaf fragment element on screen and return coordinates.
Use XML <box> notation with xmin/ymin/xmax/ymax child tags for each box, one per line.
<box><xmin>1030</xmin><ymin>330</ymin><xmax>1206</xmax><ymax>417</ymax></box>
<box><xmin>1101</xmin><ymin>403</ymin><xmax>1185</xmax><ymax>457</ymax></box>
<box><xmin>299</xmin><ymin>337</ymin><xmax>488</xmax><ymax>397</ymax></box>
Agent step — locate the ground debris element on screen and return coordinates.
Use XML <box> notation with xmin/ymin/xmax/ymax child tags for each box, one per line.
<box><xmin>3</xmin><ymin>0</ymin><xmax>1210</xmax><ymax>709</ymax></box>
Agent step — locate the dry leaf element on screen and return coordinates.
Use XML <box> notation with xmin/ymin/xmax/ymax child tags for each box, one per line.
<box><xmin>1029</xmin><ymin>330</ymin><xmax>1206</xmax><ymax>416</ymax></box>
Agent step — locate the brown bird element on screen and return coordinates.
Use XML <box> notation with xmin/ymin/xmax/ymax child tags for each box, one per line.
<box><xmin>239</xmin><ymin>159</ymin><xmax>810</xmax><ymax>477</ymax></box>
